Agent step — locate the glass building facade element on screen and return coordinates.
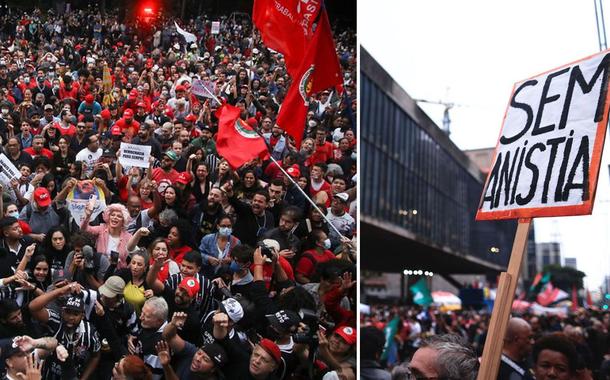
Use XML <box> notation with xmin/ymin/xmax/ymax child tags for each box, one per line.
<box><xmin>361</xmin><ymin>48</ymin><xmax>517</xmax><ymax>272</ymax></box>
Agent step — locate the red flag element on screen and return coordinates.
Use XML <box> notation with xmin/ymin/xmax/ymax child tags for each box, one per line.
<box><xmin>276</xmin><ymin>9</ymin><xmax>342</xmax><ymax>147</ymax></box>
<box><xmin>571</xmin><ymin>285</ymin><xmax>578</xmax><ymax>311</ymax></box>
<box><xmin>216</xmin><ymin>104</ymin><xmax>269</xmax><ymax>169</ymax></box>
<box><xmin>585</xmin><ymin>288</ymin><xmax>592</xmax><ymax>308</ymax></box>
<box><xmin>252</xmin><ymin>0</ymin><xmax>321</xmax><ymax>77</ymax></box>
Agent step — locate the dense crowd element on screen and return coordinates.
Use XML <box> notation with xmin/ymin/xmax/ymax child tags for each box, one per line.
<box><xmin>0</xmin><ymin>6</ymin><xmax>357</xmax><ymax>380</ymax></box>
<box><xmin>361</xmin><ymin>304</ymin><xmax>610</xmax><ymax>380</ymax></box>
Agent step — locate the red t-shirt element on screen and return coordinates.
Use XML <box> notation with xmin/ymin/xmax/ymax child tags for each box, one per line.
<box><xmin>114</xmin><ymin>117</ymin><xmax>141</xmax><ymax>138</ymax></box>
<box><xmin>309</xmin><ymin>180</ymin><xmax>332</xmax><ymax>206</ymax></box>
<box><xmin>23</xmin><ymin>147</ymin><xmax>54</xmax><ymax>160</ymax></box>
<box><xmin>152</xmin><ymin>167</ymin><xmax>180</xmax><ymax>193</ymax></box>
<box><xmin>309</xmin><ymin>142</ymin><xmax>334</xmax><ymax>165</ymax></box>
<box><xmin>56</xmin><ymin>122</ymin><xmax>77</xmax><ymax>136</ymax></box>
<box><xmin>255</xmin><ymin>256</ymin><xmax>295</xmax><ymax>290</ymax></box>
<box><xmin>296</xmin><ymin>249</ymin><xmax>336</xmax><ymax>278</ymax></box>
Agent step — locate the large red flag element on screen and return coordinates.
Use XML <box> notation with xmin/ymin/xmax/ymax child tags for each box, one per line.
<box><xmin>252</xmin><ymin>0</ymin><xmax>321</xmax><ymax>77</ymax></box>
<box><xmin>276</xmin><ymin>9</ymin><xmax>342</xmax><ymax>147</ymax></box>
<box><xmin>216</xmin><ymin>104</ymin><xmax>269</xmax><ymax>169</ymax></box>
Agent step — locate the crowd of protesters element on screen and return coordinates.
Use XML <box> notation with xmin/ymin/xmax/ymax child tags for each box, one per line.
<box><xmin>361</xmin><ymin>304</ymin><xmax>610</xmax><ymax>380</ymax></box>
<box><xmin>0</xmin><ymin>5</ymin><xmax>357</xmax><ymax>380</ymax></box>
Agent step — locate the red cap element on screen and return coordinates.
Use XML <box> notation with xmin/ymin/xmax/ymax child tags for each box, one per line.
<box><xmin>247</xmin><ymin>117</ymin><xmax>258</xmax><ymax>129</ymax></box>
<box><xmin>176</xmin><ymin>172</ymin><xmax>193</xmax><ymax>185</ymax></box>
<box><xmin>178</xmin><ymin>277</ymin><xmax>200</xmax><ymax>298</ymax></box>
<box><xmin>334</xmin><ymin>325</ymin><xmax>356</xmax><ymax>345</ymax></box>
<box><xmin>100</xmin><ymin>109</ymin><xmax>111</xmax><ymax>120</ymax></box>
<box><xmin>184</xmin><ymin>114</ymin><xmax>197</xmax><ymax>122</ymax></box>
<box><xmin>123</xmin><ymin>109</ymin><xmax>134</xmax><ymax>118</ymax></box>
<box><xmin>85</xmin><ymin>94</ymin><xmax>94</xmax><ymax>104</ymax></box>
<box><xmin>111</xmin><ymin>125</ymin><xmax>123</xmax><ymax>136</ymax></box>
<box><xmin>258</xmin><ymin>339</ymin><xmax>281</xmax><ymax>364</ymax></box>
<box><xmin>175</xmin><ymin>85</ymin><xmax>186</xmax><ymax>92</ymax></box>
<box><xmin>145</xmin><ymin>58</ymin><xmax>154</xmax><ymax>68</ymax></box>
<box><xmin>33</xmin><ymin>187</ymin><xmax>52</xmax><ymax>207</ymax></box>
<box><xmin>286</xmin><ymin>164</ymin><xmax>300</xmax><ymax>178</ymax></box>
<box><xmin>130</xmin><ymin>89</ymin><xmax>138</xmax><ymax>97</ymax></box>
<box><xmin>136</xmin><ymin>101</ymin><xmax>146</xmax><ymax>108</ymax></box>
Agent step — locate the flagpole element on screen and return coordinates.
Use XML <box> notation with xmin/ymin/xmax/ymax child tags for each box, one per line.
<box><xmin>200</xmin><ymin>85</ymin><xmax>349</xmax><ymax>241</ymax></box>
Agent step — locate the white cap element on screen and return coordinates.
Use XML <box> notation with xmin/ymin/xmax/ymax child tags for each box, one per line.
<box><xmin>252</xmin><ymin>48</ymin><xmax>259</xmax><ymax>54</ymax></box>
<box><xmin>221</xmin><ymin>298</ymin><xmax>244</xmax><ymax>323</ymax></box>
<box><xmin>334</xmin><ymin>192</ymin><xmax>349</xmax><ymax>203</ymax></box>
<box><xmin>190</xmin><ymin>43</ymin><xmax>197</xmax><ymax>49</ymax></box>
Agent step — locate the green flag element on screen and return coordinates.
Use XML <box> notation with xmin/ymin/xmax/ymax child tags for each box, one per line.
<box><xmin>410</xmin><ymin>278</ymin><xmax>433</xmax><ymax>306</ymax></box>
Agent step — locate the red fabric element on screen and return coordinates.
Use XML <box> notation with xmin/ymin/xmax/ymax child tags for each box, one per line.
<box><xmin>114</xmin><ymin>117</ymin><xmax>141</xmax><ymax>138</ymax></box>
<box><xmin>59</xmin><ymin>82</ymin><xmax>79</xmax><ymax>100</ymax></box>
<box><xmin>23</xmin><ymin>147</ymin><xmax>53</xmax><ymax>159</ymax></box>
<box><xmin>276</xmin><ymin>9</ymin><xmax>342</xmax><ymax>147</ymax></box>
<box><xmin>295</xmin><ymin>249</ymin><xmax>335</xmax><ymax>278</ymax></box>
<box><xmin>152</xmin><ymin>167</ymin><xmax>180</xmax><ymax>186</ymax></box>
<box><xmin>168</xmin><ymin>244</ymin><xmax>191</xmax><ymax>265</ymax></box>
<box><xmin>309</xmin><ymin>180</ymin><xmax>331</xmax><ymax>204</ymax></box>
<box><xmin>56</xmin><ymin>123</ymin><xmax>76</xmax><ymax>136</ymax></box>
<box><xmin>258</xmin><ymin>256</ymin><xmax>295</xmax><ymax>290</ymax></box>
<box><xmin>323</xmin><ymin>286</ymin><xmax>355</xmax><ymax>327</ymax></box>
<box><xmin>309</xmin><ymin>141</ymin><xmax>334</xmax><ymax>165</ymax></box>
<box><xmin>252</xmin><ymin>0</ymin><xmax>320</xmax><ymax>77</ymax></box>
<box><xmin>215</xmin><ymin>104</ymin><xmax>269</xmax><ymax>169</ymax></box>
<box><xmin>18</xmin><ymin>220</ymin><xmax>32</xmax><ymax>235</ymax></box>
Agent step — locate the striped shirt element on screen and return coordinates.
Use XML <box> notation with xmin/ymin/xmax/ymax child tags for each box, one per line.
<box><xmin>164</xmin><ymin>272</ymin><xmax>217</xmax><ymax>322</ymax></box>
<box><xmin>43</xmin><ymin>309</ymin><xmax>101</xmax><ymax>380</ymax></box>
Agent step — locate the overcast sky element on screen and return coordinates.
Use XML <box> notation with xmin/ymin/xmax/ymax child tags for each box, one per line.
<box><xmin>359</xmin><ymin>0</ymin><xmax>610</xmax><ymax>289</ymax></box>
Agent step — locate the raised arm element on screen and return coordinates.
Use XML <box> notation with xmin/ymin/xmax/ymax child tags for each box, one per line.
<box><xmin>161</xmin><ymin>311</ymin><xmax>187</xmax><ymax>353</ymax></box>
<box><xmin>145</xmin><ymin>254</ymin><xmax>165</xmax><ymax>294</ymax></box>
<box><xmin>29</xmin><ymin>282</ymin><xmax>81</xmax><ymax>323</ymax></box>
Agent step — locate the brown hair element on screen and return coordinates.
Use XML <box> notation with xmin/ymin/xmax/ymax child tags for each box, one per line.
<box><xmin>121</xmin><ymin>355</ymin><xmax>152</xmax><ymax>380</ymax></box>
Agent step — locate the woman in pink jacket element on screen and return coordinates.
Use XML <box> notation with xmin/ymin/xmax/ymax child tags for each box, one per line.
<box><xmin>81</xmin><ymin>202</ymin><xmax>133</xmax><ymax>269</ymax></box>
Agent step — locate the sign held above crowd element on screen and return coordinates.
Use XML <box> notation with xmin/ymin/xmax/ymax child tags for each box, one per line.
<box><xmin>477</xmin><ymin>50</ymin><xmax>610</xmax><ymax>220</ymax></box>
<box><xmin>476</xmin><ymin>49</ymin><xmax>610</xmax><ymax>380</ymax></box>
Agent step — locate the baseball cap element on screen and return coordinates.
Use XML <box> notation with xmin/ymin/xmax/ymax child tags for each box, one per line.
<box><xmin>163</xmin><ymin>150</ymin><xmax>179</xmax><ymax>161</ymax></box>
<box><xmin>136</xmin><ymin>101</ymin><xmax>146</xmax><ymax>108</ymax></box>
<box><xmin>98</xmin><ymin>276</ymin><xmax>126</xmax><ymax>298</ymax></box>
<box><xmin>220</xmin><ymin>298</ymin><xmax>244</xmax><ymax>323</ymax></box>
<box><xmin>101</xmin><ymin>148</ymin><xmax>115</xmax><ymax>158</ymax></box>
<box><xmin>111</xmin><ymin>125</ymin><xmax>123</xmax><ymax>136</ymax></box>
<box><xmin>334</xmin><ymin>325</ymin><xmax>356</xmax><ymax>345</ymax></box>
<box><xmin>0</xmin><ymin>344</ymin><xmax>27</xmax><ymax>362</ymax></box>
<box><xmin>178</xmin><ymin>276</ymin><xmax>200</xmax><ymax>298</ymax></box>
<box><xmin>34</xmin><ymin>187</ymin><xmax>52</xmax><ymax>207</ymax></box>
<box><xmin>85</xmin><ymin>94</ymin><xmax>94</xmax><ymax>104</ymax></box>
<box><xmin>184</xmin><ymin>114</ymin><xmax>197</xmax><ymax>123</ymax></box>
<box><xmin>175</xmin><ymin>85</ymin><xmax>186</xmax><ymax>92</ymax></box>
<box><xmin>258</xmin><ymin>338</ymin><xmax>281</xmax><ymax>365</ymax></box>
<box><xmin>334</xmin><ymin>192</ymin><xmax>349</xmax><ymax>203</ymax></box>
<box><xmin>176</xmin><ymin>172</ymin><xmax>193</xmax><ymax>185</ymax></box>
<box><xmin>286</xmin><ymin>164</ymin><xmax>300</xmax><ymax>178</ymax></box>
<box><xmin>63</xmin><ymin>296</ymin><xmax>85</xmax><ymax>312</ymax></box>
<box><xmin>44</xmin><ymin>104</ymin><xmax>54</xmax><ymax>111</ymax></box>
<box><xmin>123</xmin><ymin>109</ymin><xmax>134</xmax><ymax>118</ymax></box>
<box><xmin>201</xmin><ymin>343</ymin><xmax>228</xmax><ymax>368</ymax></box>
<box><xmin>266</xmin><ymin>310</ymin><xmax>301</xmax><ymax>333</ymax></box>
<box><xmin>100</xmin><ymin>109</ymin><xmax>111</xmax><ymax>120</ymax></box>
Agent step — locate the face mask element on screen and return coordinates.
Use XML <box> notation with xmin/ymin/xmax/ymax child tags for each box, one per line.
<box><xmin>229</xmin><ymin>260</ymin><xmax>241</xmax><ymax>273</ymax></box>
<box><xmin>1</xmin><ymin>109</ymin><xmax>7</xmax><ymax>115</ymax></box>
<box><xmin>8</xmin><ymin>211</ymin><xmax>18</xmax><ymax>218</ymax></box>
<box><xmin>218</xmin><ymin>227</ymin><xmax>232</xmax><ymax>236</ymax></box>
<box><xmin>351</xmin><ymin>152</ymin><xmax>357</xmax><ymax>160</ymax></box>
<box><xmin>308</xmin><ymin>120</ymin><xmax>317</xmax><ymax>128</ymax></box>
<box><xmin>24</xmin><ymin>77</ymin><xmax>30</xmax><ymax>84</ymax></box>
<box><xmin>323</xmin><ymin>239</ymin><xmax>331</xmax><ymax>250</ymax></box>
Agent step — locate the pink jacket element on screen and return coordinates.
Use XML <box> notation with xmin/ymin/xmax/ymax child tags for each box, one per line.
<box><xmin>82</xmin><ymin>224</ymin><xmax>133</xmax><ymax>269</ymax></box>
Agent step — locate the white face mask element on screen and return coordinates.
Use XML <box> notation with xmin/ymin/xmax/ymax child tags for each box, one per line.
<box><xmin>323</xmin><ymin>239</ymin><xmax>331</xmax><ymax>250</ymax></box>
<box><xmin>1</xmin><ymin>109</ymin><xmax>7</xmax><ymax>115</ymax></box>
<box><xmin>8</xmin><ymin>211</ymin><xmax>19</xmax><ymax>218</ymax></box>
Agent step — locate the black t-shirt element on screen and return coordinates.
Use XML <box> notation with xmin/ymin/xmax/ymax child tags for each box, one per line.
<box><xmin>161</xmin><ymin>285</ymin><xmax>204</xmax><ymax>347</ymax></box>
<box><xmin>174</xmin><ymin>341</ymin><xmax>224</xmax><ymax>380</ymax></box>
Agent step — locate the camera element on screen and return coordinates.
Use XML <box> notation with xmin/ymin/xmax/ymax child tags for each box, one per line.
<box><xmin>82</xmin><ymin>245</ymin><xmax>96</xmax><ymax>270</ymax></box>
<box><xmin>293</xmin><ymin>308</ymin><xmax>323</xmax><ymax>345</ymax></box>
<box><xmin>256</xmin><ymin>241</ymin><xmax>274</xmax><ymax>260</ymax></box>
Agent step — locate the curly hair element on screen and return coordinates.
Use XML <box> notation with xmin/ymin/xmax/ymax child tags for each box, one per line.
<box><xmin>102</xmin><ymin>203</ymin><xmax>131</xmax><ymax>228</ymax></box>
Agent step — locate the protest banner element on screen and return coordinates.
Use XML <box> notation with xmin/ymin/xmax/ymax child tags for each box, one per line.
<box><xmin>191</xmin><ymin>79</ymin><xmax>216</xmax><ymax>99</ymax></box>
<box><xmin>66</xmin><ymin>180</ymin><xmax>106</xmax><ymax>226</ymax></box>
<box><xmin>211</xmin><ymin>21</ymin><xmax>220</xmax><ymax>34</ymax></box>
<box><xmin>0</xmin><ymin>154</ymin><xmax>22</xmax><ymax>185</ymax></box>
<box><xmin>119</xmin><ymin>143</ymin><xmax>151</xmax><ymax>168</ymax></box>
<box><xmin>476</xmin><ymin>49</ymin><xmax>610</xmax><ymax>380</ymax></box>
<box><xmin>477</xmin><ymin>50</ymin><xmax>610</xmax><ymax>220</ymax></box>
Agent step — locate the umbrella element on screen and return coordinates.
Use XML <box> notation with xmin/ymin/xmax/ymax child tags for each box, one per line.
<box><xmin>432</xmin><ymin>291</ymin><xmax>462</xmax><ymax>311</ymax></box>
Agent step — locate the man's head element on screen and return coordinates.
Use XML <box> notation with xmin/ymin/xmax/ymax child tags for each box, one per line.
<box><xmin>278</xmin><ymin>206</ymin><xmax>301</xmax><ymax>234</ymax></box>
<box><xmin>98</xmin><ymin>276</ymin><xmax>125</xmax><ymax>310</ymax></box>
<box><xmin>31</xmin><ymin>135</ymin><xmax>45</xmax><ymax>152</ymax></box>
<box><xmin>1</xmin><ymin>217</ymin><xmax>23</xmax><ymax>240</ymax></box>
<box><xmin>251</xmin><ymin>191</ymin><xmax>269</xmax><ymax>216</ymax></box>
<box><xmin>0</xmin><ymin>299</ymin><xmax>24</xmax><ymax>328</ymax></box>
<box><xmin>86</xmin><ymin>133</ymin><xmax>100</xmax><ymax>152</ymax></box>
<box><xmin>140</xmin><ymin>297</ymin><xmax>168</xmax><ymax>329</ymax></box>
<box><xmin>503</xmin><ymin>317</ymin><xmax>534</xmax><ymax>361</ymax></box>
<box><xmin>268</xmin><ymin>179</ymin><xmax>284</xmax><ymax>203</ymax></box>
<box><xmin>265</xmin><ymin>310</ymin><xmax>301</xmax><ymax>340</ymax></box>
<box><xmin>533</xmin><ymin>333</ymin><xmax>578</xmax><ymax>380</ymax></box>
<box><xmin>190</xmin><ymin>343</ymin><xmax>228</xmax><ymax>374</ymax></box>
<box><xmin>249</xmin><ymin>339</ymin><xmax>281</xmax><ymax>377</ymax></box>
<box><xmin>207</xmin><ymin>187</ymin><xmax>222</xmax><ymax>208</ymax></box>
<box><xmin>127</xmin><ymin>195</ymin><xmax>141</xmax><ymax>218</ymax></box>
<box><xmin>161</xmin><ymin>150</ymin><xmax>178</xmax><ymax>170</ymax></box>
<box><xmin>175</xmin><ymin>276</ymin><xmax>200</xmax><ymax>307</ymax></box>
<box><xmin>5</xmin><ymin>138</ymin><xmax>20</xmax><ymax>155</ymax></box>
<box><xmin>62</xmin><ymin>296</ymin><xmax>85</xmax><ymax>331</ymax></box>
<box><xmin>330</xmin><ymin>193</ymin><xmax>349</xmax><ymax>215</ymax></box>
<box><xmin>409</xmin><ymin>334</ymin><xmax>479</xmax><ymax>380</ymax></box>
<box><xmin>180</xmin><ymin>251</ymin><xmax>202</xmax><ymax>277</ymax></box>
<box><xmin>3</xmin><ymin>345</ymin><xmax>28</xmax><ymax>375</ymax></box>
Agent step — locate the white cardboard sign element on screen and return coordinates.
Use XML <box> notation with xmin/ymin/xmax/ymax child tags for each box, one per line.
<box><xmin>211</xmin><ymin>21</ymin><xmax>220</xmax><ymax>34</ymax></box>
<box><xmin>477</xmin><ymin>50</ymin><xmax>610</xmax><ymax>220</ymax></box>
<box><xmin>119</xmin><ymin>143</ymin><xmax>151</xmax><ymax>168</ymax></box>
<box><xmin>0</xmin><ymin>154</ymin><xmax>22</xmax><ymax>185</ymax></box>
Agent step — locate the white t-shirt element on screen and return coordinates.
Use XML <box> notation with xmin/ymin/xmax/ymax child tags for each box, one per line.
<box><xmin>75</xmin><ymin>148</ymin><xmax>102</xmax><ymax>177</ymax></box>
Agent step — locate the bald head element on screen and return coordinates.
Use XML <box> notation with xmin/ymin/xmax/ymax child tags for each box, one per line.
<box><xmin>503</xmin><ymin>317</ymin><xmax>533</xmax><ymax>360</ymax></box>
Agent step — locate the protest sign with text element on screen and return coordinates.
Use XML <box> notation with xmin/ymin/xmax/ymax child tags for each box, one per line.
<box><xmin>119</xmin><ymin>143</ymin><xmax>151</xmax><ymax>168</ymax></box>
<box><xmin>0</xmin><ymin>154</ymin><xmax>22</xmax><ymax>185</ymax></box>
<box><xmin>477</xmin><ymin>50</ymin><xmax>610</xmax><ymax>220</ymax></box>
<box><xmin>66</xmin><ymin>180</ymin><xmax>106</xmax><ymax>226</ymax></box>
<box><xmin>211</xmin><ymin>21</ymin><xmax>220</xmax><ymax>34</ymax></box>
<box><xmin>191</xmin><ymin>79</ymin><xmax>216</xmax><ymax>99</ymax></box>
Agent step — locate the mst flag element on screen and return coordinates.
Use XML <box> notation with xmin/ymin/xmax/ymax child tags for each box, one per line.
<box><xmin>216</xmin><ymin>104</ymin><xmax>269</xmax><ymax>169</ymax></box>
<box><xmin>252</xmin><ymin>0</ymin><xmax>321</xmax><ymax>77</ymax></box>
<box><xmin>276</xmin><ymin>9</ymin><xmax>342</xmax><ymax>147</ymax></box>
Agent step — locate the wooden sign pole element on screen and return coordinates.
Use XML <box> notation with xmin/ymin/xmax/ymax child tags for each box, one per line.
<box><xmin>476</xmin><ymin>218</ymin><xmax>532</xmax><ymax>380</ymax></box>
